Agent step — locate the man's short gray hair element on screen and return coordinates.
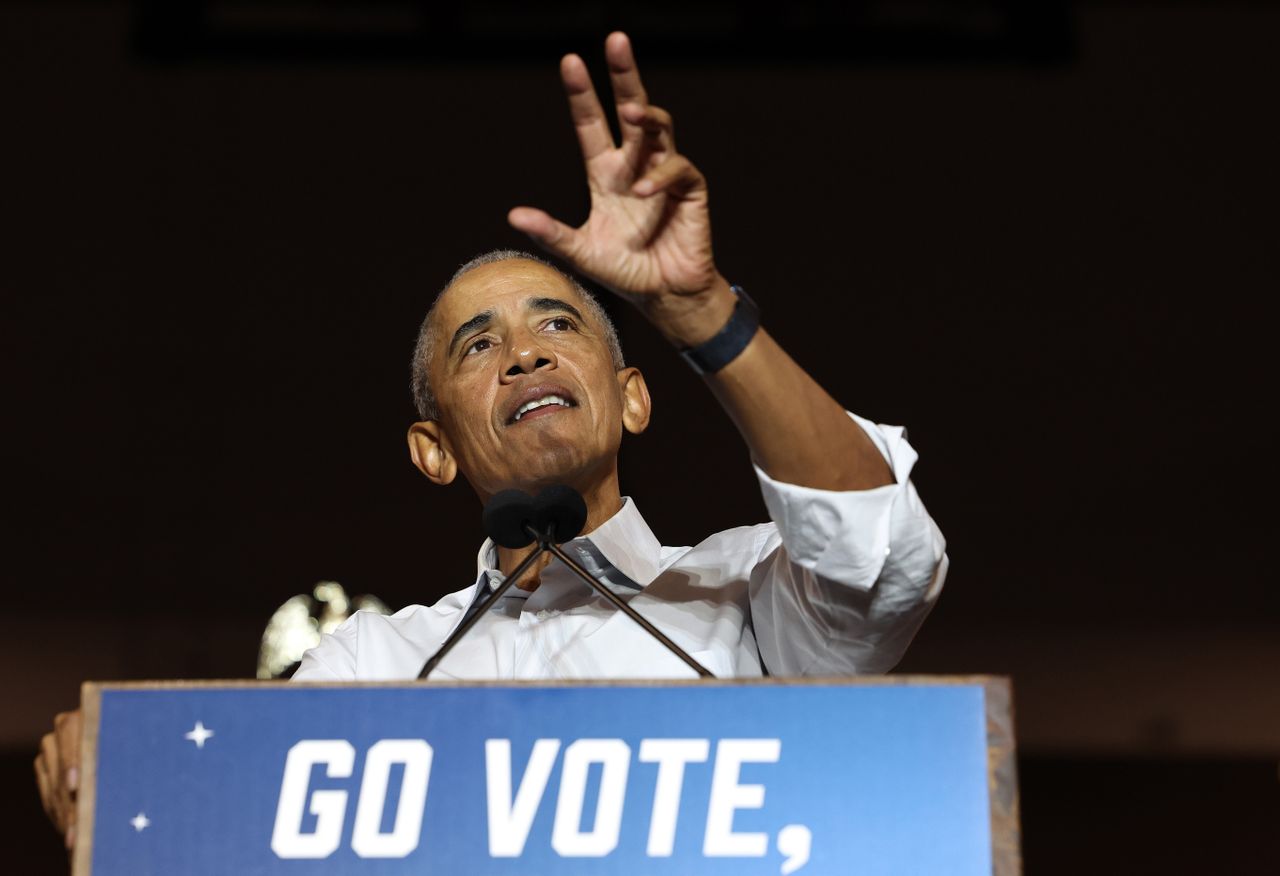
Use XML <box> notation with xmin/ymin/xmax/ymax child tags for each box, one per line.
<box><xmin>410</xmin><ymin>249</ymin><xmax>625</xmax><ymax>421</ymax></box>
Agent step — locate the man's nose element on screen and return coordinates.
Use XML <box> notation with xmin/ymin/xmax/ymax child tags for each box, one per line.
<box><xmin>502</xmin><ymin>332</ymin><xmax>557</xmax><ymax>379</ymax></box>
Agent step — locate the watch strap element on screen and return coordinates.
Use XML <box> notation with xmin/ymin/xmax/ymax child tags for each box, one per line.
<box><xmin>678</xmin><ymin>285</ymin><xmax>760</xmax><ymax>375</ymax></box>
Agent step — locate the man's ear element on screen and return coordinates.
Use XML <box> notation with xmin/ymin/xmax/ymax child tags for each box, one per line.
<box><xmin>407</xmin><ymin>420</ymin><xmax>457</xmax><ymax>485</ymax></box>
<box><xmin>618</xmin><ymin>367</ymin><xmax>652</xmax><ymax>435</ymax></box>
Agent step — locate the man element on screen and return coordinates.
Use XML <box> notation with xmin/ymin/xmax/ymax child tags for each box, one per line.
<box><xmin>295</xmin><ymin>31</ymin><xmax>945</xmax><ymax>681</ymax></box>
<box><xmin>36</xmin><ymin>30</ymin><xmax>946</xmax><ymax>848</ymax></box>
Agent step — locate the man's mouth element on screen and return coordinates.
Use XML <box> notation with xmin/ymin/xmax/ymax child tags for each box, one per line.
<box><xmin>513</xmin><ymin>394</ymin><xmax>573</xmax><ymax>422</ymax></box>
<box><xmin>505</xmin><ymin>386</ymin><xmax>579</xmax><ymax>424</ymax></box>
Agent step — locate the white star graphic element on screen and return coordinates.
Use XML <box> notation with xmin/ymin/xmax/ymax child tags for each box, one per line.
<box><xmin>130</xmin><ymin>812</ymin><xmax>151</xmax><ymax>832</ymax></box>
<box><xmin>184</xmin><ymin>720</ymin><xmax>215</xmax><ymax>749</ymax></box>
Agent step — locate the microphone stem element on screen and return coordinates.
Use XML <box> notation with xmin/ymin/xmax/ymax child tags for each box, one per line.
<box><xmin>544</xmin><ymin>541</ymin><xmax>715</xmax><ymax>678</ymax></box>
<box><xmin>416</xmin><ymin>538</ymin><xmax>547</xmax><ymax>680</ymax></box>
<box><xmin>419</xmin><ymin>524</ymin><xmax>715</xmax><ymax>680</ymax></box>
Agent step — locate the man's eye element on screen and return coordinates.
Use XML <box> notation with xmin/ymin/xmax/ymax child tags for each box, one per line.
<box><xmin>465</xmin><ymin>338</ymin><xmax>493</xmax><ymax>356</ymax></box>
<box><xmin>545</xmin><ymin>317</ymin><xmax>574</xmax><ymax>332</ymax></box>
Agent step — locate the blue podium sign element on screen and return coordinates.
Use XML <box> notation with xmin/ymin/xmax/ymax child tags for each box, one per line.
<box><xmin>75</xmin><ymin>677</ymin><xmax>1019</xmax><ymax>875</ymax></box>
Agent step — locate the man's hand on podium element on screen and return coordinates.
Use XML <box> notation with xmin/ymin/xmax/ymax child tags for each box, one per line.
<box><xmin>35</xmin><ymin>709</ymin><xmax>81</xmax><ymax>854</ymax></box>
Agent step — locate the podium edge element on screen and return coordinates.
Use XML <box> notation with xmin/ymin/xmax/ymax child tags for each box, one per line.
<box><xmin>72</xmin><ymin>682</ymin><xmax>102</xmax><ymax>876</ymax></box>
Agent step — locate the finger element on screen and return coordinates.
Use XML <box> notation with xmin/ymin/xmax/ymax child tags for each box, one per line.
<box><xmin>35</xmin><ymin>750</ymin><xmax>58</xmax><ymax>824</ymax></box>
<box><xmin>560</xmin><ymin>53</ymin><xmax>614</xmax><ymax>163</ymax></box>
<box><xmin>632</xmin><ymin>154</ymin><xmax>705</xmax><ymax>198</ymax></box>
<box><xmin>55</xmin><ymin>711</ymin><xmax>82</xmax><ymax>795</ymax></box>
<box><xmin>508</xmin><ymin>207</ymin><xmax>582</xmax><ymax>262</ymax></box>
<box><xmin>620</xmin><ymin>102</ymin><xmax>675</xmax><ymax>156</ymax></box>
<box><xmin>40</xmin><ymin>732</ymin><xmax>69</xmax><ymax>830</ymax></box>
<box><xmin>605</xmin><ymin>32</ymin><xmax>650</xmax><ymax>148</ymax></box>
<box><xmin>40</xmin><ymin>731</ymin><xmax>61</xmax><ymax>793</ymax></box>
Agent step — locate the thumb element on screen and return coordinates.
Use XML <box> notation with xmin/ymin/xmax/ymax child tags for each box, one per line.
<box><xmin>507</xmin><ymin>207</ymin><xmax>580</xmax><ymax>262</ymax></box>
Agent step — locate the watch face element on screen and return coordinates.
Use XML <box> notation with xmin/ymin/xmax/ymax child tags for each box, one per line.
<box><xmin>731</xmin><ymin>283</ymin><xmax>757</xmax><ymax>306</ymax></box>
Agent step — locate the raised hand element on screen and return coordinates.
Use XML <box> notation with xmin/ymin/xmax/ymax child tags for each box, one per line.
<box><xmin>508</xmin><ymin>32</ymin><xmax>727</xmax><ymax>326</ymax></box>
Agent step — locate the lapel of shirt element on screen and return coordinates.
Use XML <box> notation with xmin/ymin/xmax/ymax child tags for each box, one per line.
<box><xmin>575</xmin><ymin>496</ymin><xmax>663</xmax><ymax>589</ymax></box>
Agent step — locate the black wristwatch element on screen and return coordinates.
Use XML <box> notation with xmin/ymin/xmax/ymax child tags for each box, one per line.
<box><xmin>678</xmin><ymin>285</ymin><xmax>761</xmax><ymax>375</ymax></box>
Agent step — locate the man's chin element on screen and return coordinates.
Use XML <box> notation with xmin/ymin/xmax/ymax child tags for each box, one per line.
<box><xmin>498</xmin><ymin>446</ymin><xmax>607</xmax><ymax>495</ymax></box>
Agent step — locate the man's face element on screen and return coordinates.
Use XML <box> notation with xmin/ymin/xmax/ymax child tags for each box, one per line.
<box><xmin>422</xmin><ymin>259</ymin><xmax>640</xmax><ymax>499</ymax></box>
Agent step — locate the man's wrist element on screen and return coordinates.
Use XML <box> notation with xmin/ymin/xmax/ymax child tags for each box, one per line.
<box><xmin>641</xmin><ymin>275</ymin><xmax>738</xmax><ymax>347</ymax></box>
<box><xmin>678</xmin><ymin>284</ymin><xmax>760</xmax><ymax>375</ymax></box>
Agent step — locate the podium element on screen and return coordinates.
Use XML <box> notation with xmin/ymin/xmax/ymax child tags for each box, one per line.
<box><xmin>74</xmin><ymin>676</ymin><xmax>1020</xmax><ymax>875</ymax></box>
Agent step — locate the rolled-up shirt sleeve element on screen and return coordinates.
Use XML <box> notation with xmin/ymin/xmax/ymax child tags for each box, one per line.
<box><xmin>748</xmin><ymin>411</ymin><xmax>947</xmax><ymax>676</ymax></box>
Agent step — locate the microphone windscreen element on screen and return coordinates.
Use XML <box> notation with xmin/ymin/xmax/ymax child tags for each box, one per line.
<box><xmin>482</xmin><ymin>489</ymin><xmax>538</xmax><ymax>548</ymax></box>
<box><xmin>534</xmin><ymin>485</ymin><xmax>588</xmax><ymax>543</ymax></box>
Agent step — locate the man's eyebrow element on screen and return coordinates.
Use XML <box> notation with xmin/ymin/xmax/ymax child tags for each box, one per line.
<box><xmin>447</xmin><ymin>309</ymin><xmax>494</xmax><ymax>357</ymax></box>
<box><xmin>527</xmin><ymin>297</ymin><xmax>586</xmax><ymax>322</ymax></box>
<box><xmin>446</xmin><ymin>298</ymin><xmax>586</xmax><ymax>357</ymax></box>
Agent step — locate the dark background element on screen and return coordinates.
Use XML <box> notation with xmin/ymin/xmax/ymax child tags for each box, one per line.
<box><xmin>3</xmin><ymin>1</ymin><xmax>1277</xmax><ymax>872</ymax></box>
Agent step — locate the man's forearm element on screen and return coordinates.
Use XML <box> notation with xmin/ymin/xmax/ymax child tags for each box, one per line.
<box><xmin>708</xmin><ymin>327</ymin><xmax>894</xmax><ymax>490</ymax></box>
<box><xmin>645</xmin><ymin>275</ymin><xmax>896</xmax><ymax>492</ymax></box>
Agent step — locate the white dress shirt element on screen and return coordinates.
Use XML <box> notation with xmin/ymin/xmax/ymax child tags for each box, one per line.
<box><xmin>293</xmin><ymin>412</ymin><xmax>947</xmax><ymax>682</ymax></box>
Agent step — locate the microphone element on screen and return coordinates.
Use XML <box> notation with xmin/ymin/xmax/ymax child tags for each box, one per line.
<box><xmin>480</xmin><ymin>486</ymin><xmax>588</xmax><ymax>548</ymax></box>
<box><xmin>533</xmin><ymin>485</ymin><xmax>587</xmax><ymax>544</ymax></box>
<box><xmin>417</xmin><ymin>486</ymin><xmax>712</xmax><ymax>680</ymax></box>
<box><xmin>482</xmin><ymin>489</ymin><xmax>540</xmax><ymax>548</ymax></box>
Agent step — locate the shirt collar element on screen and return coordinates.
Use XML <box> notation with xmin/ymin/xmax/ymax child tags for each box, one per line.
<box><xmin>471</xmin><ymin>495</ymin><xmax>664</xmax><ymax>592</ymax></box>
